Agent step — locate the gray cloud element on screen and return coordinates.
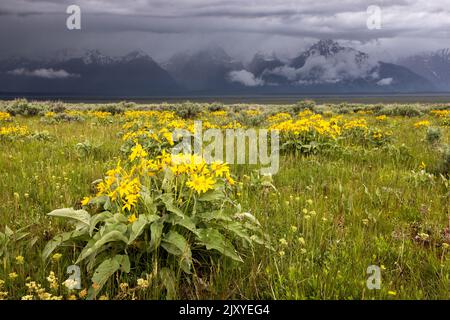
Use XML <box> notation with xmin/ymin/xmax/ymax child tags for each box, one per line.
<box><xmin>8</xmin><ymin>68</ymin><xmax>79</xmax><ymax>79</ymax></box>
<box><xmin>377</xmin><ymin>77</ymin><xmax>394</xmax><ymax>86</ymax></box>
<box><xmin>228</xmin><ymin>70</ymin><xmax>264</xmax><ymax>86</ymax></box>
<box><xmin>0</xmin><ymin>0</ymin><xmax>450</xmax><ymax>61</ymax></box>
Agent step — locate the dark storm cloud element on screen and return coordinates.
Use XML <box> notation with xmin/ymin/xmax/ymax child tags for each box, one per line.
<box><xmin>1</xmin><ymin>0</ymin><xmax>450</xmax><ymax>61</ymax></box>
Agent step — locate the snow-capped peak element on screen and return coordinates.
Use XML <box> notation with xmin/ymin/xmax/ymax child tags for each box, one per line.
<box><xmin>82</xmin><ymin>50</ymin><xmax>115</xmax><ymax>65</ymax></box>
<box><xmin>122</xmin><ymin>50</ymin><xmax>150</xmax><ymax>62</ymax></box>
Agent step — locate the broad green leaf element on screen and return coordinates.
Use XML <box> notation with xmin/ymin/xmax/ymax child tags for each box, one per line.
<box><xmin>221</xmin><ymin>221</ymin><xmax>252</xmax><ymax>243</ymax></box>
<box><xmin>162</xmin><ymin>169</ymin><xmax>175</xmax><ymax>192</ymax></box>
<box><xmin>128</xmin><ymin>214</ymin><xmax>158</xmax><ymax>244</ymax></box>
<box><xmin>141</xmin><ymin>191</ymin><xmax>157</xmax><ymax>214</ymax></box>
<box><xmin>160</xmin><ymin>268</ymin><xmax>176</xmax><ymax>300</ymax></box>
<box><xmin>234</xmin><ymin>212</ymin><xmax>261</xmax><ymax>226</ymax></box>
<box><xmin>48</xmin><ymin>208</ymin><xmax>90</xmax><ymax>226</ymax></box>
<box><xmin>115</xmin><ymin>254</ymin><xmax>131</xmax><ymax>273</ymax></box>
<box><xmin>196</xmin><ymin>210</ymin><xmax>232</xmax><ymax>222</ymax></box>
<box><xmin>197</xmin><ymin>228</ymin><xmax>243</xmax><ymax>262</ymax></box>
<box><xmin>161</xmin><ymin>231</ymin><xmax>192</xmax><ymax>273</ymax></box>
<box><xmin>198</xmin><ymin>189</ymin><xmax>225</xmax><ymax>202</ymax></box>
<box><xmin>5</xmin><ymin>226</ymin><xmax>13</xmax><ymax>237</ymax></box>
<box><xmin>42</xmin><ymin>229</ymin><xmax>87</xmax><ymax>260</ymax></box>
<box><xmin>88</xmin><ymin>254</ymin><xmax>130</xmax><ymax>299</ymax></box>
<box><xmin>166</xmin><ymin>214</ymin><xmax>197</xmax><ymax>235</ymax></box>
<box><xmin>99</xmin><ymin>222</ymin><xmax>127</xmax><ymax>237</ymax></box>
<box><xmin>149</xmin><ymin>218</ymin><xmax>164</xmax><ymax>251</ymax></box>
<box><xmin>76</xmin><ymin>230</ymin><xmax>128</xmax><ymax>264</ymax></box>
<box><xmin>160</xmin><ymin>194</ymin><xmax>184</xmax><ymax>217</ymax></box>
<box><xmin>89</xmin><ymin>212</ymin><xmax>113</xmax><ymax>236</ymax></box>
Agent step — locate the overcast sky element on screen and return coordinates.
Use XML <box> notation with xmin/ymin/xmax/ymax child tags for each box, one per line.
<box><xmin>1</xmin><ymin>0</ymin><xmax>450</xmax><ymax>62</ymax></box>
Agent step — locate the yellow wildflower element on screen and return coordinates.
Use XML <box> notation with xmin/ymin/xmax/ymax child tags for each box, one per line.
<box><xmin>127</xmin><ymin>214</ymin><xmax>138</xmax><ymax>224</ymax></box>
<box><xmin>186</xmin><ymin>174</ymin><xmax>216</xmax><ymax>194</ymax></box>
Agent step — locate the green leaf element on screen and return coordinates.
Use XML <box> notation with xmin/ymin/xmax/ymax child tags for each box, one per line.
<box><xmin>160</xmin><ymin>268</ymin><xmax>176</xmax><ymax>300</ymax></box>
<box><xmin>88</xmin><ymin>254</ymin><xmax>130</xmax><ymax>300</ymax></box>
<box><xmin>116</xmin><ymin>254</ymin><xmax>131</xmax><ymax>273</ymax></box>
<box><xmin>128</xmin><ymin>214</ymin><xmax>158</xmax><ymax>244</ymax></box>
<box><xmin>166</xmin><ymin>214</ymin><xmax>197</xmax><ymax>235</ymax></box>
<box><xmin>221</xmin><ymin>221</ymin><xmax>252</xmax><ymax>243</ymax></box>
<box><xmin>42</xmin><ymin>229</ymin><xmax>87</xmax><ymax>260</ymax></box>
<box><xmin>149</xmin><ymin>218</ymin><xmax>164</xmax><ymax>251</ymax></box>
<box><xmin>160</xmin><ymin>194</ymin><xmax>184</xmax><ymax>217</ymax></box>
<box><xmin>5</xmin><ymin>226</ymin><xmax>13</xmax><ymax>237</ymax></box>
<box><xmin>198</xmin><ymin>189</ymin><xmax>225</xmax><ymax>202</ymax></box>
<box><xmin>161</xmin><ymin>231</ymin><xmax>192</xmax><ymax>273</ymax></box>
<box><xmin>89</xmin><ymin>212</ymin><xmax>113</xmax><ymax>236</ymax></box>
<box><xmin>196</xmin><ymin>210</ymin><xmax>232</xmax><ymax>223</ymax></box>
<box><xmin>197</xmin><ymin>228</ymin><xmax>243</xmax><ymax>262</ymax></box>
<box><xmin>141</xmin><ymin>191</ymin><xmax>157</xmax><ymax>214</ymax></box>
<box><xmin>48</xmin><ymin>208</ymin><xmax>91</xmax><ymax>226</ymax></box>
<box><xmin>76</xmin><ymin>230</ymin><xmax>128</xmax><ymax>264</ymax></box>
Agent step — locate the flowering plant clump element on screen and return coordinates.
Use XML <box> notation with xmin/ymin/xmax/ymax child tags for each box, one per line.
<box><xmin>269</xmin><ymin>112</ymin><xmax>342</xmax><ymax>154</ymax></box>
<box><xmin>414</xmin><ymin>120</ymin><xmax>431</xmax><ymax>129</ymax></box>
<box><xmin>430</xmin><ymin>110</ymin><xmax>450</xmax><ymax>126</ymax></box>
<box><xmin>44</xmin><ymin>130</ymin><xmax>266</xmax><ymax>299</ymax></box>
<box><xmin>0</xmin><ymin>125</ymin><xmax>29</xmax><ymax>140</ymax></box>
<box><xmin>0</xmin><ymin>112</ymin><xmax>12</xmax><ymax>122</ymax></box>
<box><xmin>269</xmin><ymin>111</ymin><xmax>393</xmax><ymax>154</ymax></box>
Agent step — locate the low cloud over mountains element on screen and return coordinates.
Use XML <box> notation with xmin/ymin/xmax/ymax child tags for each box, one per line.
<box><xmin>0</xmin><ymin>40</ymin><xmax>443</xmax><ymax>97</ymax></box>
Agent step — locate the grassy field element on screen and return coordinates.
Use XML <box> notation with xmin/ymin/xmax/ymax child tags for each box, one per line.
<box><xmin>0</xmin><ymin>100</ymin><xmax>449</xmax><ymax>300</ymax></box>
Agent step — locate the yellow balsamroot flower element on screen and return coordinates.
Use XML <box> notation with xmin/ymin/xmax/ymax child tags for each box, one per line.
<box><xmin>52</xmin><ymin>253</ymin><xmax>62</xmax><ymax>262</ymax></box>
<box><xmin>414</xmin><ymin>120</ymin><xmax>431</xmax><ymax>128</ymax></box>
<box><xmin>388</xmin><ymin>291</ymin><xmax>397</xmax><ymax>296</ymax></box>
<box><xmin>376</xmin><ymin>115</ymin><xmax>387</xmax><ymax>121</ymax></box>
<box><xmin>186</xmin><ymin>174</ymin><xmax>216</xmax><ymax>194</ymax></box>
<box><xmin>80</xmin><ymin>197</ymin><xmax>90</xmax><ymax>206</ymax></box>
<box><xmin>161</xmin><ymin>129</ymin><xmax>175</xmax><ymax>146</ymax></box>
<box><xmin>226</xmin><ymin>175</ymin><xmax>235</xmax><ymax>186</ymax></box>
<box><xmin>123</xmin><ymin>194</ymin><xmax>140</xmax><ymax>212</ymax></box>
<box><xmin>210</xmin><ymin>161</ymin><xmax>230</xmax><ymax>178</ymax></box>
<box><xmin>44</xmin><ymin>111</ymin><xmax>56</xmax><ymax>118</ymax></box>
<box><xmin>129</xmin><ymin>143</ymin><xmax>148</xmax><ymax>162</ymax></box>
<box><xmin>128</xmin><ymin>214</ymin><xmax>138</xmax><ymax>224</ymax></box>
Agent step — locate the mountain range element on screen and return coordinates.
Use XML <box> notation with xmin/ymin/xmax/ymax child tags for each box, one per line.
<box><xmin>0</xmin><ymin>40</ymin><xmax>446</xmax><ymax>97</ymax></box>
